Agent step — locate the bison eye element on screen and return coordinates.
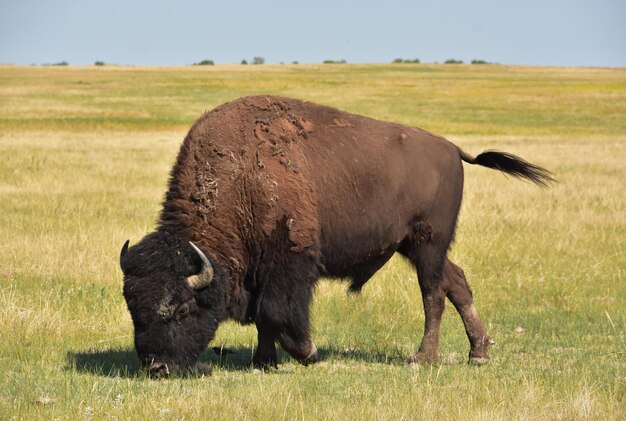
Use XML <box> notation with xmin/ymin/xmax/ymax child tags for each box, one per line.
<box><xmin>175</xmin><ymin>303</ymin><xmax>190</xmax><ymax>322</ymax></box>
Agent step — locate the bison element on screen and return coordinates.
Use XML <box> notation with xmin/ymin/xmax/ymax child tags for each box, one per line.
<box><xmin>120</xmin><ymin>95</ymin><xmax>552</xmax><ymax>377</ymax></box>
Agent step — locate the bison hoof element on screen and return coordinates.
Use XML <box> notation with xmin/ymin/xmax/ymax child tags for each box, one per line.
<box><xmin>297</xmin><ymin>344</ymin><xmax>318</xmax><ymax>366</ymax></box>
<box><xmin>250</xmin><ymin>359</ymin><xmax>278</xmax><ymax>371</ymax></box>
<box><xmin>468</xmin><ymin>356</ymin><xmax>490</xmax><ymax>366</ymax></box>
<box><xmin>467</xmin><ymin>336</ymin><xmax>495</xmax><ymax>366</ymax></box>
<box><xmin>407</xmin><ymin>352</ymin><xmax>439</xmax><ymax>365</ymax></box>
<box><xmin>146</xmin><ymin>362</ymin><xmax>170</xmax><ymax>379</ymax></box>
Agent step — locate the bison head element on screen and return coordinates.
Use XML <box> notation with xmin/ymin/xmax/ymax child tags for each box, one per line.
<box><xmin>120</xmin><ymin>231</ymin><xmax>227</xmax><ymax>378</ymax></box>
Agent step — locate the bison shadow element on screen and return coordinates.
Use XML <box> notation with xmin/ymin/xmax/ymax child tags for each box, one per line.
<box><xmin>67</xmin><ymin>349</ymin><xmax>140</xmax><ymax>378</ymax></box>
<box><xmin>67</xmin><ymin>345</ymin><xmax>407</xmax><ymax>377</ymax></box>
<box><xmin>208</xmin><ymin>345</ymin><xmax>408</xmax><ymax>371</ymax></box>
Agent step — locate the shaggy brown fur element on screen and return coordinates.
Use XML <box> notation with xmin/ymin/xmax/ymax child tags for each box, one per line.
<box><xmin>121</xmin><ymin>95</ymin><xmax>553</xmax><ymax>376</ymax></box>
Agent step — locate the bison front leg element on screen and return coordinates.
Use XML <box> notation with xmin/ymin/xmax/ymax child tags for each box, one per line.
<box><xmin>254</xmin><ymin>265</ymin><xmax>319</xmax><ymax>367</ymax></box>
<box><xmin>252</xmin><ymin>321</ymin><xmax>278</xmax><ymax>368</ymax></box>
<box><xmin>444</xmin><ymin>259</ymin><xmax>495</xmax><ymax>365</ymax></box>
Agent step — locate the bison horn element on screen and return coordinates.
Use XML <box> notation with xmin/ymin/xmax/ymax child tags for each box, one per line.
<box><xmin>120</xmin><ymin>239</ymin><xmax>130</xmax><ymax>275</ymax></box>
<box><xmin>187</xmin><ymin>241</ymin><xmax>214</xmax><ymax>290</ymax></box>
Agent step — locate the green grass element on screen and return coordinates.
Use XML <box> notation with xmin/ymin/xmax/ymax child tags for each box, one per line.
<box><xmin>0</xmin><ymin>64</ymin><xmax>624</xmax><ymax>419</ymax></box>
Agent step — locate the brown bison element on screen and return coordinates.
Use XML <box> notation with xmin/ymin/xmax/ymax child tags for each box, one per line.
<box><xmin>120</xmin><ymin>95</ymin><xmax>552</xmax><ymax>377</ymax></box>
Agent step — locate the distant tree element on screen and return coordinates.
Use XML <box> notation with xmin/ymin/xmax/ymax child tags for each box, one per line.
<box><xmin>323</xmin><ymin>59</ymin><xmax>347</xmax><ymax>64</ymax></box>
<box><xmin>94</xmin><ymin>61</ymin><xmax>105</xmax><ymax>66</ymax></box>
<box><xmin>471</xmin><ymin>59</ymin><xmax>488</xmax><ymax>64</ymax></box>
<box><xmin>194</xmin><ymin>59</ymin><xmax>214</xmax><ymax>66</ymax></box>
<box><xmin>444</xmin><ymin>59</ymin><xmax>464</xmax><ymax>64</ymax></box>
<box><xmin>43</xmin><ymin>61</ymin><xmax>68</xmax><ymax>66</ymax></box>
<box><xmin>393</xmin><ymin>58</ymin><xmax>420</xmax><ymax>64</ymax></box>
<box><xmin>252</xmin><ymin>57</ymin><xmax>265</xmax><ymax>65</ymax></box>
<box><xmin>292</xmin><ymin>60</ymin><xmax>299</xmax><ymax>65</ymax></box>
<box><xmin>241</xmin><ymin>59</ymin><xmax>248</xmax><ymax>65</ymax></box>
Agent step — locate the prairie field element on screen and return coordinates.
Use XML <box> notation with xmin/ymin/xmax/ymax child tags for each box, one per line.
<box><xmin>0</xmin><ymin>63</ymin><xmax>624</xmax><ymax>419</ymax></box>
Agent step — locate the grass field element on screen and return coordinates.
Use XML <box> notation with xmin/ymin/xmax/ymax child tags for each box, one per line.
<box><xmin>1</xmin><ymin>63</ymin><xmax>624</xmax><ymax>419</ymax></box>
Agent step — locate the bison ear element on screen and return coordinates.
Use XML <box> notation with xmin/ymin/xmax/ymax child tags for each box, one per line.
<box><xmin>120</xmin><ymin>239</ymin><xmax>130</xmax><ymax>276</ymax></box>
<box><xmin>187</xmin><ymin>242</ymin><xmax>214</xmax><ymax>290</ymax></box>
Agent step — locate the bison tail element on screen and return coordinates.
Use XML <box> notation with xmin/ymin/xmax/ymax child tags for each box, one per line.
<box><xmin>459</xmin><ymin>148</ymin><xmax>555</xmax><ymax>188</ymax></box>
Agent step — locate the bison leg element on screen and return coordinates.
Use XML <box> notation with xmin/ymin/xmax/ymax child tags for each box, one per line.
<box><xmin>444</xmin><ymin>259</ymin><xmax>494</xmax><ymax>365</ymax></box>
<box><xmin>405</xmin><ymin>245</ymin><xmax>448</xmax><ymax>364</ymax></box>
<box><xmin>410</xmin><ymin>284</ymin><xmax>446</xmax><ymax>364</ymax></box>
<box><xmin>255</xmin><ymin>298</ymin><xmax>318</xmax><ymax>366</ymax></box>
<box><xmin>252</xmin><ymin>321</ymin><xmax>278</xmax><ymax>369</ymax></box>
<box><xmin>255</xmin><ymin>266</ymin><xmax>318</xmax><ymax>367</ymax></box>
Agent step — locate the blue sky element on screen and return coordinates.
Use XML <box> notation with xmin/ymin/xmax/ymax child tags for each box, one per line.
<box><xmin>1</xmin><ymin>0</ymin><xmax>624</xmax><ymax>67</ymax></box>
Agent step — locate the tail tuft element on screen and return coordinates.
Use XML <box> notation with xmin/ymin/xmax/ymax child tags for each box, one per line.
<box><xmin>461</xmin><ymin>149</ymin><xmax>555</xmax><ymax>188</ymax></box>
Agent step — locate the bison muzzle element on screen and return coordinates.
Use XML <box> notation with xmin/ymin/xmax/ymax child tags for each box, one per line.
<box><xmin>119</xmin><ymin>95</ymin><xmax>553</xmax><ymax>376</ymax></box>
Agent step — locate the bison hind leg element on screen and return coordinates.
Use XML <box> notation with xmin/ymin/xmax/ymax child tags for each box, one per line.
<box><xmin>444</xmin><ymin>259</ymin><xmax>494</xmax><ymax>365</ymax></box>
<box><xmin>399</xmin><ymin>216</ymin><xmax>456</xmax><ymax>365</ymax></box>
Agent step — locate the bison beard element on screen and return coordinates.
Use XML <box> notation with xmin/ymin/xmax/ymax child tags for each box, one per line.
<box><xmin>120</xmin><ymin>95</ymin><xmax>553</xmax><ymax>377</ymax></box>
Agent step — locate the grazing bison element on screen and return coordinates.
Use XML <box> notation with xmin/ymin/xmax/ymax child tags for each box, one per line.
<box><xmin>120</xmin><ymin>95</ymin><xmax>552</xmax><ymax>377</ymax></box>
